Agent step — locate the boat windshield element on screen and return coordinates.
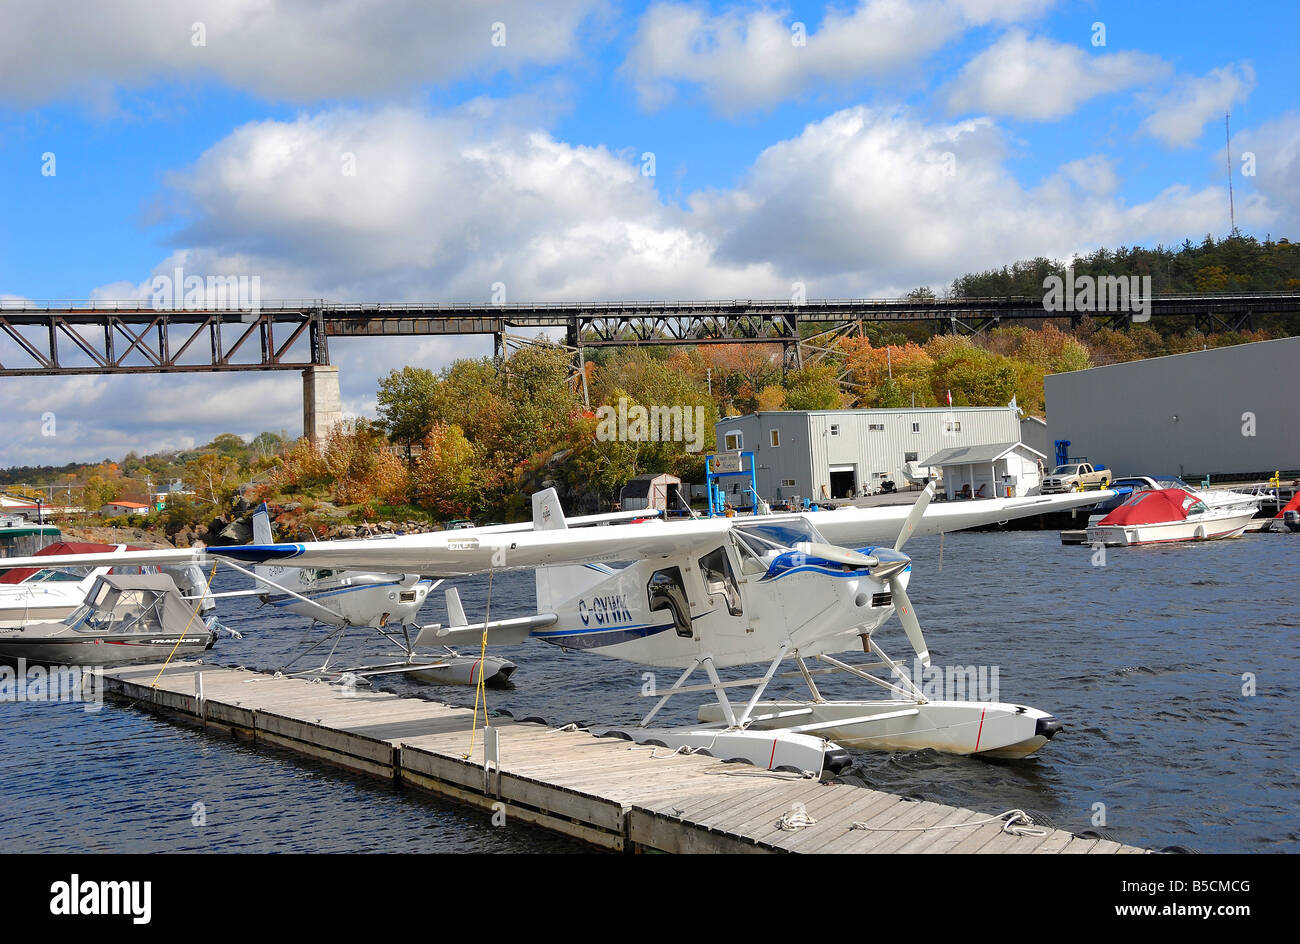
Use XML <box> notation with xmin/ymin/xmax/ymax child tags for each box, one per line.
<box><xmin>69</xmin><ymin>587</ymin><xmax>165</xmax><ymax>634</ymax></box>
<box><xmin>1112</xmin><ymin>479</ymin><xmax>1152</xmax><ymax>491</ymax></box>
<box><xmin>1153</xmin><ymin>476</ymin><xmax>1194</xmax><ymax>490</ymax></box>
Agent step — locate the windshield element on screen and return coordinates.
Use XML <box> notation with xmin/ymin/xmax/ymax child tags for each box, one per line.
<box><xmin>1051</xmin><ymin>465</ymin><xmax>1078</xmax><ymax>475</ymax></box>
<box><xmin>733</xmin><ymin>518</ymin><xmax>826</xmax><ymax>555</ymax></box>
<box><xmin>1153</xmin><ymin>476</ymin><xmax>1193</xmax><ymax>490</ymax></box>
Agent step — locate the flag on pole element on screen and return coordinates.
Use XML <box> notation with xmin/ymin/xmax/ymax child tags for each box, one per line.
<box><xmin>946</xmin><ymin>389</ymin><xmax>952</xmax><ymax>406</ymax></box>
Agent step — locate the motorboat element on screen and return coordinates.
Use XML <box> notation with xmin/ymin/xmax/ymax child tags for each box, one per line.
<box><xmin>0</xmin><ymin>541</ymin><xmax>216</xmax><ymax>629</ymax></box>
<box><xmin>1086</xmin><ymin>488</ymin><xmax>1258</xmax><ymax>547</ymax></box>
<box><xmin>1255</xmin><ymin>490</ymin><xmax>1300</xmax><ymax>533</ymax></box>
<box><xmin>0</xmin><ymin>542</ymin><xmax>125</xmax><ymax>628</ymax></box>
<box><xmin>0</xmin><ymin>573</ymin><xmax>218</xmax><ymax>666</ymax></box>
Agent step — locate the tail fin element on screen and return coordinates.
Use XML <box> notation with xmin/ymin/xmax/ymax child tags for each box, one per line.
<box><xmin>531</xmin><ymin>487</ymin><xmax>567</xmax><ymax>531</ymax></box>
<box><xmin>530</xmin><ymin>488</ymin><xmax>607</xmax><ymax>611</ymax></box>
<box><xmin>251</xmin><ymin>504</ymin><xmax>275</xmax><ymax>579</ymax></box>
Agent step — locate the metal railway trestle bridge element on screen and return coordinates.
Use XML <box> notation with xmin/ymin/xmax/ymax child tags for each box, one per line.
<box><xmin>2</xmin><ymin>292</ymin><xmax>1297</xmax><ymax>378</ymax></box>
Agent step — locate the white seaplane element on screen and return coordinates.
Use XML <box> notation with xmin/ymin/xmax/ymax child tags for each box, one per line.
<box><xmin>2</xmin><ymin>486</ymin><xmax>1107</xmax><ymax>774</ymax></box>
<box><xmin>195</xmin><ymin>503</ymin><xmax>661</xmax><ymax>686</ymax></box>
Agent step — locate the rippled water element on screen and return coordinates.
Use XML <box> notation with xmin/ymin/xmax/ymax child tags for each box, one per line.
<box><xmin>2</xmin><ymin>528</ymin><xmax>1296</xmax><ymax>852</ymax></box>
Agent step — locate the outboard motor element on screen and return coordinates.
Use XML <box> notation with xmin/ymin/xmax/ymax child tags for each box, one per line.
<box><xmin>1284</xmin><ymin>509</ymin><xmax>1300</xmax><ymax>533</ymax></box>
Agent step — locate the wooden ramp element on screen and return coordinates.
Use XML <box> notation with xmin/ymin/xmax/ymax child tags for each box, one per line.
<box><xmin>100</xmin><ymin>662</ymin><xmax>1145</xmax><ymax>854</ymax></box>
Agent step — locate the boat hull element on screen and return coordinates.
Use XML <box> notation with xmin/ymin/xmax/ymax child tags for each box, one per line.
<box><xmin>0</xmin><ymin>631</ymin><xmax>216</xmax><ymax>667</ymax></box>
<box><xmin>698</xmin><ymin>699</ymin><xmax>1061</xmax><ymax>759</ymax></box>
<box><xmin>1087</xmin><ymin>509</ymin><xmax>1256</xmax><ymax>546</ymax></box>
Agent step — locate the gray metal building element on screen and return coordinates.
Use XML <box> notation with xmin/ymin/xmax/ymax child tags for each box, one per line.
<box><xmin>715</xmin><ymin>406</ymin><xmax>1022</xmax><ymax>503</ymax></box>
<box><xmin>1045</xmin><ymin>336</ymin><xmax>1300</xmax><ymax>478</ymax></box>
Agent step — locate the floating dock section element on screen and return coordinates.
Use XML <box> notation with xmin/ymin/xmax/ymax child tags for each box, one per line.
<box><xmin>101</xmin><ymin>662</ymin><xmax>1145</xmax><ymax>854</ymax></box>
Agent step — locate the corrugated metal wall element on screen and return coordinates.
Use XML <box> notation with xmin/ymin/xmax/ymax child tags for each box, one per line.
<box><xmin>716</xmin><ymin>407</ymin><xmax>1020</xmax><ymax>502</ymax></box>
<box><xmin>1046</xmin><ymin>337</ymin><xmax>1300</xmax><ymax>478</ymax></box>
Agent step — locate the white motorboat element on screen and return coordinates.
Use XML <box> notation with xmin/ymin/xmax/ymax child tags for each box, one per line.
<box><xmin>1087</xmin><ymin>488</ymin><xmax>1259</xmax><ymax>547</ymax></box>
<box><xmin>0</xmin><ymin>542</ymin><xmax>123</xmax><ymax>628</ymax></box>
<box><xmin>0</xmin><ymin>573</ymin><xmax>218</xmax><ymax>666</ymax></box>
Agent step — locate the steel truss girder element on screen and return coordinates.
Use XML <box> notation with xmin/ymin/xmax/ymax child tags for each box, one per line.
<box><xmin>0</xmin><ymin>310</ymin><xmax>322</xmax><ymax>376</ymax></box>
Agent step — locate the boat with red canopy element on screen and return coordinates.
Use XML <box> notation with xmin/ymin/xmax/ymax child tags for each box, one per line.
<box><xmin>1086</xmin><ymin>488</ymin><xmax>1258</xmax><ymax>547</ymax></box>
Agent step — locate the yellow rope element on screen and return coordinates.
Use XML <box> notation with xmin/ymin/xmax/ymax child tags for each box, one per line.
<box><xmin>464</xmin><ymin>570</ymin><xmax>494</xmax><ymax>759</ymax></box>
<box><xmin>151</xmin><ymin>563</ymin><xmax>217</xmax><ymax>688</ymax></box>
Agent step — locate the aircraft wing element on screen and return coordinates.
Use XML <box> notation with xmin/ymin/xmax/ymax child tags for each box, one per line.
<box><xmin>806</xmin><ymin>489</ymin><xmax>1113</xmax><ymax>547</ymax></box>
<box><xmin>0</xmin><ymin>490</ymin><xmax>1108</xmax><ymax>577</ymax></box>
<box><xmin>0</xmin><ymin>519</ymin><xmax>734</xmax><ymax>578</ymax></box>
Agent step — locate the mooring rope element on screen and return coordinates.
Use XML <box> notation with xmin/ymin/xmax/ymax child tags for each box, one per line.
<box><xmin>849</xmin><ymin>808</ymin><xmax>1047</xmax><ymax>837</ymax></box>
<box><xmin>463</xmin><ymin>570</ymin><xmax>493</xmax><ymax>759</ymax></box>
<box><xmin>777</xmin><ymin>808</ymin><xmax>818</xmax><ymax>830</ymax></box>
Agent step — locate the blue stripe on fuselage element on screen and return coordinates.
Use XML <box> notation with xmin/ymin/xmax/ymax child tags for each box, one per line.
<box><xmin>531</xmin><ymin>622</ymin><xmax>675</xmax><ymax>650</ymax></box>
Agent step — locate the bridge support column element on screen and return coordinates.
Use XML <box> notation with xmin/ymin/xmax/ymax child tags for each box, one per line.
<box><xmin>302</xmin><ymin>365</ymin><xmax>342</xmax><ymax>444</ymax></box>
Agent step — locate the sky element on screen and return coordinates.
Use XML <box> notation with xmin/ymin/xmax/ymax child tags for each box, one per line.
<box><xmin>1</xmin><ymin>0</ymin><xmax>1297</xmax><ymax>467</ymax></box>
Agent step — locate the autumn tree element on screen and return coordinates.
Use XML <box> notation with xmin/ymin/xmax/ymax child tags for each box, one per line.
<box><xmin>411</xmin><ymin>423</ymin><xmax>479</xmax><ymax>519</ymax></box>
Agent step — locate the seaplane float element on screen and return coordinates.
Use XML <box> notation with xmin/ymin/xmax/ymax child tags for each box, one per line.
<box><xmin>0</xmin><ymin>486</ymin><xmax>1108</xmax><ymax>775</ymax></box>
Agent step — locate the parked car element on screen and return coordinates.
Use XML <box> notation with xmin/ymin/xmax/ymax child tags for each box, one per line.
<box><xmin>1041</xmin><ymin>462</ymin><xmax>1110</xmax><ymax>493</ymax></box>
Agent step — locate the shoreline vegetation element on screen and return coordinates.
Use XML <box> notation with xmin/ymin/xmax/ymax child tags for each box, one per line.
<box><xmin>6</xmin><ymin>234</ymin><xmax>1298</xmax><ymax>540</ymax></box>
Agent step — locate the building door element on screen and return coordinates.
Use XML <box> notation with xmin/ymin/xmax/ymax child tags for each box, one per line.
<box><xmin>829</xmin><ymin>465</ymin><xmax>855</xmax><ymax>499</ymax></box>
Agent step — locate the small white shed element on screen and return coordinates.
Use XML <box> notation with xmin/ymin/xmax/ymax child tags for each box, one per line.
<box><xmin>922</xmin><ymin>441</ymin><xmax>1046</xmax><ymax>499</ymax></box>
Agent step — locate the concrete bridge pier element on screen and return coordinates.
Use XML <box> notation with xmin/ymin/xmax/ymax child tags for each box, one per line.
<box><xmin>302</xmin><ymin>365</ymin><xmax>343</xmax><ymax>444</ymax></box>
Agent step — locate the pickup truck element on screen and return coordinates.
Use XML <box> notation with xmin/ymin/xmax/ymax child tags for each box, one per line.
<box><xmin>1042</xmin><ymin>462</ymin><xmax>1110</xmax><ymax>493</ymax></box>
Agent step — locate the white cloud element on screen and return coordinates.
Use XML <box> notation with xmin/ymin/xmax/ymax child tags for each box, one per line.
<box><xmin>2</xmin><ymin>101</ymin><xmax>1272</xmax><ymax>466</ymax></box>
<box><xmin>693</xmin><ymin>105</ymin><xmax>1262</xmax><ymax>287</ymax></box>
<box><xmin>946</xmin><ymin>30</ymin><xmax>1169</xmax><ymax>120</ymax></box>
<box><xmin>1139</xmin><ymin>64</ymin><xmax>1256</xmax><ymax>148</ymax></box>
<box><xmin>0</xmin><ymin>0</ymin><xmax>605</xmax><ymax>106</ymax></box>
<box><xmin>622</xmin><ymin>0</ymin><xmax>1055</xmax><ymax>113</ymax></box>
<box><xmin>1233</xmin><ymin>112</ymin><xmax>1300</xmax><ymax>234</ymax></box>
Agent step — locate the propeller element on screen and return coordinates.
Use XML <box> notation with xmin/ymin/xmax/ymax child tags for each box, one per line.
<box><xmin>894</xmin><ymin>480</ymin><xmax>936</xmax><ymax>553</ymax></box>
<box><xmin>889</xmin><ymin>577</ymin><xmax>930</xmax><ymax>668</ymax></box>
<box><xmin>883</xmin><ymin>484</ymin><xmax>937</xmax><ymax>667</ymax></box>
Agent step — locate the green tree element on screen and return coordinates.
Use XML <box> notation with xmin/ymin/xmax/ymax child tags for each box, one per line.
<box><xmin>376</xmin><ymin>366</ymin><xmax>440</xmax><ymax>456</ymax></box>
<box><xmin>784</xmin><ymin>365</ymin><xmax>843</xmax><ymax>410</ymax></box>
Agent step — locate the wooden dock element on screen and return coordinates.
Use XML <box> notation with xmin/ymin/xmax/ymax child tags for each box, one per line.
<box><xmin>100</xmin><ymin>662</ymin><xmax>1146</xmax><ymax>854</ymax></box>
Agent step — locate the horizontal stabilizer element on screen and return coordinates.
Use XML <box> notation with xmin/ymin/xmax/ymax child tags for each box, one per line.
<box><xmin>413</xmin><ymin>612</ymin><xmax>557</xmax><ymax>648</ymax></box>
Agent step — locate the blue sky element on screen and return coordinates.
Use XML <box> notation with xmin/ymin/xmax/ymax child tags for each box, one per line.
<box><xmin>2</xmin><ymin>0</ymin><xmax>1297</xmax><ymax>465</ymax></box>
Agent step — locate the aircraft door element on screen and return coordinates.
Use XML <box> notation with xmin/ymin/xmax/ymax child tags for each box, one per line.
<box><xmin>692</xmin><ymin>545</ymin><xmax>752</xmax><ymax>641</ymax></box>
<box><xmin>647</xmin><ymin>567</ymin><xmax>693</xmax><ymax>639</ymax></box>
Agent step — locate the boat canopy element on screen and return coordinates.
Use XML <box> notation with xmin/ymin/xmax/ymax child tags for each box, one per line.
<box><xmin>64</xmin><ymin>573</ymin><xmax>197</xmax><ymax>636</ymax></box>
<box><xmin>1098</xmin><ymin>488</ymin><xmax>1206</xmax><ymax>527</ymax></box>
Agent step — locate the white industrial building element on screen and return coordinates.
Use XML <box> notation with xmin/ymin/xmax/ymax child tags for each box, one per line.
<box><xmin>715</xmin><ymin>406</ymin><xmax>1024</xmax><ymax>504</ymax></box>
<box><xmin>1046</xmin><ymin>336</ymin><xmax>1300</xmax><ymax>479</ymax></box>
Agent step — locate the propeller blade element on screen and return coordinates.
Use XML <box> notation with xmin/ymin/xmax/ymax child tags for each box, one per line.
<box><xmin>889</xmin><ymin>577</ymin><xmax>930</xmax><ymax>668</ymax></box>
<box><xmin>895</xmin><ymin>481</ymin><xmax>937</xmax><ymax>552</ymax></box>
<box><xmin>795</xmin><ymin>542</ymin><xmax>878</xmax><ymax>568</ymax></box>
